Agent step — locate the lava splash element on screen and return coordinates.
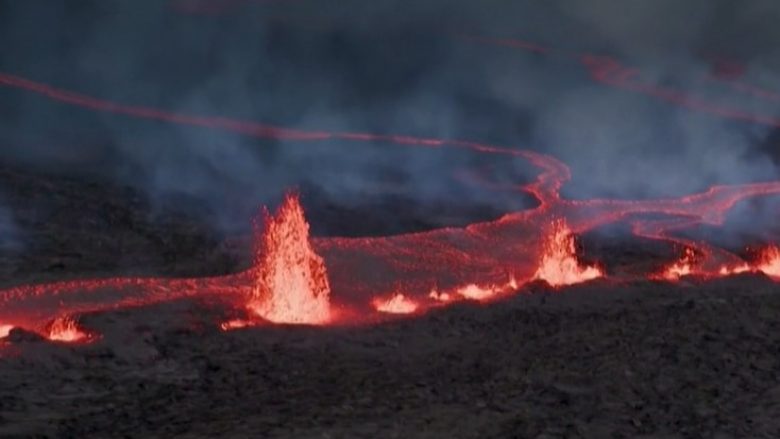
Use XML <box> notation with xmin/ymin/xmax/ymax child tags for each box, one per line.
<box><xmin>533</xmin><ymin>220</ymin><xmax>603</xmax><ymax>287</ymax></box>
<box><xmin>373</xmin><ymin>293</ymin><xmax>418</xmax><ymax>314</ymax></box>
<box><xmin>0</xmin><ymin>324</ymin><xmax>12</xmax><ymax>339</ymax></box>
<box><xmin>755</xmin><ymin>246</ymin><xmax>780</xmax><ymax>279</ymax></box>
<box><xmin>46</xmin><ymin>316</ymin><xmax>90</xmax><ymax>343</ymax></box>
<box><xmin>247</xmin><ymin>192</ymin><xmax>331</xmax><ymax>325</ymax></box>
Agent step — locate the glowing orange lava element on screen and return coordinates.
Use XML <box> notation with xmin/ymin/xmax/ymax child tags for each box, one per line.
<box><xmin>718</xmin><ymin>263</ymin><xmax>751</xmax><ymax>277</ymax></box>
<box><xmin>220</xmin><ymin>319</ymin><xmax>253</xmax><ymax>331</ymax></box>
<box><xmin>533</xmin><ymin>220</ymin><xmax>603</xmax><ymax>287</ymax></box>
<box><xmin>373</xmin><ymin>293</ymin><xmax>418</xmax><ymax>314</ymax></box>
<box><xmin>0</xmin><ymin>324</ymin><xmax>13</xmax><ymax>339</ymax></box>
<box><xmin>426</xmin><ymin>277</ymin><xmax>518</xmax><ymax>304</ymax></box>
<box><xmin>755</xmin><ymin>246</ymin><xmax>780</xmax><ymax>279</ymax></box>
<box><xmin>428</xmin><ymin>290</ymin><xmax>453</xmax><ymax>303</ymax></box>
<box><xmin>46</xmin><ymin>317</ymin><xmax>89</xmax><ymax>343</ymax></box>
<box><xmin>660</xmin><ymin>247</ymin><xmax>698</xmax><ymax>280</ymax></box>
<box><xmin>664</xmin><ymin>244</ymin><xmax>780</xmax><ymax>281</ymax></box>
<box><xmin>453</xmin><ymin>284</ymin><xmax>497</xmax><ymax>301</ymax></box>
<box><xmin>247</xmin><ymin>193</ymin><xmax>331</xmax><ymax>324</ymax></box>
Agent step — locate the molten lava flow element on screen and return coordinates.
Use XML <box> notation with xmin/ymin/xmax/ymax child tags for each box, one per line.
<box><xmin>247</xmin><ymin>193</ymin><xmax>331</xmax><ymax>325</ymax></box>
<box><xmin>533</xmin><ymin>220</ymin><xmax>603</xmax><ymax>287</ymax></box>
<box><xmin>373</xmin><ymin>293</ymin><xmax>418</xmax><ymax>314</ymax></box>
<box><xmin>755</xmin><ymin>246</ymin><xmax>780</xmax><ymax>279</ymax></box>
<box><xmin>461</xmin><ymin>34</ymin><xmax>780</xmax><ymax>128</ymax></box>
<box><xmin>4</xmin><ymin>63</ymin><xmax>780</xmax><ymax>330</ymax></box>
<box><xmin>580</xmin><ymin>55</ymin><xmax>780</xmax><ymax>128</ymax></box>
<box><xmin>46</xmin><ymin>317</ymin><xmax>89</xmax><ymax>343</ymax></box>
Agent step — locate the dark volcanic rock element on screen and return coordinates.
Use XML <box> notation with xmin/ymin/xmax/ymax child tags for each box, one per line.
<box><xmin>1</xmin><ymin>281</ymin><xmax>780</xmax><ymax>438</ymax></box>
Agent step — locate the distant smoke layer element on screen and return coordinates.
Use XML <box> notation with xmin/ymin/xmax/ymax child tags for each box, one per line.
<box><xmin>0</xmin><ymin>0</ymin><xmax>778</xmax><ymax>231</ymax></box>
<box><xmin>0</xmin><ymin>201</ymin><xmax>20</xmax><ymax>252</ymax></box>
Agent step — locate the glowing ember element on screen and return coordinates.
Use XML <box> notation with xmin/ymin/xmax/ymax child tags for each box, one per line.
<box><xmin>427</xmin><ymin>277</ymin><xmax>518</xmax><ymax>303</ymax></box>
<box><xmin>247</xmin><ymin>193</ymin><xmax>331</xmax><ymax>325</ymax></box>
<box><xmin>455</xmin><ymin>284</ymin><xmax>501</xmax><ymax>301</ymax></box>
<box><xmin>718</xmin><ymin>263</ymin><xmax>751</xmax><ymax>277</ymax></box>
<box><xmin>46</xmin><ymin>317</ymin><xmax>89</xmax><ymax>343</ymax></box>
<box><xmin>661</xmin><ymin>247</ymin><xmax>698</xmax><ymax>280</ymax></box>
<box><xmin>533</xmin><ymin>220</ymin><xmax>603</xmax><ymax>287</ymax></box>
<box><xmin>755</xmin><ymin>246</ymin><xmax>780</xmax><ymax>279</ymax></box>
<box><xmin>0</xmin><ymin>324</ymin><xmax>13</xmax><ymax>339</ymax></box>
<box><xmin>373</xmin><ymin>293</ymin><xmax>418</xmax><ymax>314</ymax></box>
<box><xmin>220</xmin><ymin>319</ymin><xmax>253</xmax><ymax>331</ymax></box>
<box><xmin>429</xmin><ymin>290</ymin><xmax>453</xmax><ymax>302</ymax></box>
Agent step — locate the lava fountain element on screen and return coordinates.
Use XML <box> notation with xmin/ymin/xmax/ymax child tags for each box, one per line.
<box><xmin>659</xmin><ymin>247</ymin><xmax>699</xmax><ymax>280</ymax></box>
<box><xmin>247</xmin><ymin>192</ymin><xmax>331</xmax><ymax>324</ymax></box>
<box><xmin>754</xmin><ymin>246</ymin><xmax>780</xmax><ymax>279</ymax></box>
<box><xmin>533</xmin><ymin>220</ymin><xmax>603</xmax><ymax>287</ymax></box>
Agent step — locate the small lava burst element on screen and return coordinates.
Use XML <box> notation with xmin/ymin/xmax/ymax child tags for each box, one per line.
<box><xmin>533</xmin><ymin>220</ymin><xmax>603</xmax><ymax>287</ymax></box>
<box><xmin>718</xmin><ymin>263</ymin><xmax>751</xmax><ymax>277</ymax></box>
<box><xmin>247</xmin><ymin>193</ymin><xmax>332</xmax><ymax>325</ymax></box>
<box><xmin>661</xmin><ymin>247</ymin><xmax>698</xmax><ymax>280</ymax></box>
<box><xmin>220</xmin><ymin>318</ymin><xmax>253</xmax><ymax>331</ymax></box>
<box><xmin>755</xmin><ymin>246</ymin><xmax>780</xmax><ymax>279</ymax></box>
<box><xmin>455</xmin><ymin>284</ymin><xmax>501</xmax><ymax>301</ymax></box>
<box><xmin>428</xmin><ymin>289</ymin><xmax>453</xmax><ymax>303</ymax></box>
<box><xmin>46</xmin><ymin>316</ymin><xmax>89</xmax><ymax>343</ymax></box>
<box><xmin>373</xmin><ymin>293</ymin><xmax>418</xmax><ymax>314</ymax></box>
<box><xmin>0</xmin><ymin>324</ymin><xmax>13</xmax><ymax>339</ymax></box>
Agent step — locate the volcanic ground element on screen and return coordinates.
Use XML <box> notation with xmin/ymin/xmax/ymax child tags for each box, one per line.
<box><xmin>1</xmin><ymin>164</ymin><xmax>780</xmax><ymax>438</ymax></box>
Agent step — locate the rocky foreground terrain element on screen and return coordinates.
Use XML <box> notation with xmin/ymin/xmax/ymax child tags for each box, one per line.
<box><xmin>1</xmin><ymin>164</ymin><xmax>779</xmax><ymax>438</ymax></box>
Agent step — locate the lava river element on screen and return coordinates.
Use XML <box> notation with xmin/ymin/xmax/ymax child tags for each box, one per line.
<box><xmin>1</xmin><ymin>145</ymin><xmax>780</xmax><ymax>341</ymax></box>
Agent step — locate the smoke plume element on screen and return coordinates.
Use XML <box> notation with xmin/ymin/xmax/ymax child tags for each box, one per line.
<box><xmin>0</xmin><ymin>0</ymin><xmax>778</xmax><ymax>233</ymax></box>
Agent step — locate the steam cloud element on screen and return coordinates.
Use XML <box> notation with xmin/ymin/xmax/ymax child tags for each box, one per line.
<box><xmin>0</xmin><ymin>0</ymin><xmax>778</xmax><ymax>233</ymax></box>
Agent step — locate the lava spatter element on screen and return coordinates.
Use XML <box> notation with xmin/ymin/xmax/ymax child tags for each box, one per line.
<box><xmin>46</xmin><ymin>316</ymin><xmax>90</xmax><ymax>343</ymax></box>
<box><xmin>755</xmin><ymin>245</ymin><xmax>780</xmax><ymax>279</ymax></box>
<box><xmin>659</xmin><ymin>247</ymin><xmax>699</xmax><ymax>280</ymax></box>
<box><xmin>247</xmin><ymin>192</ymin><xmax>332</xmax><ymax>325</ymax></box>
<box><xmin>373</xmin><ymin>293</ymin><xmax>418</xmax><ymax>314</ymax></box>
<box><xmin>0</xmin><ymin>324</ymin><xmax>13</xmax><ymax>339</ymax></box>
<box><xmin>533</xmin><ymin>220</ymin><xmax>603</xmax><ymax>287</ymax></box>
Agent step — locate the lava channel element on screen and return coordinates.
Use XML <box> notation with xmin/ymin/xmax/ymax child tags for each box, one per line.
<box><xmin>1</xmin><ymin>73</ymin><xmax>780</xmax><ymax>335</ymax></box>
<box><xmin>0</xmin><ymin>147</ymin><xmax>778</xmax><ymax>338</ymax></box>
